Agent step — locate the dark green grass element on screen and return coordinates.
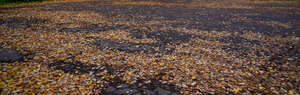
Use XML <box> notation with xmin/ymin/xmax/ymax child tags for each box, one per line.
<box><xmin>0</xmin><ymin>0</ymin><xmax>46</xmax><ymax>4</ymax></box>
<box><xmin>252</xmin><ymin>0</ymin><xmax>300</xmax><ymax>1</ymax></box>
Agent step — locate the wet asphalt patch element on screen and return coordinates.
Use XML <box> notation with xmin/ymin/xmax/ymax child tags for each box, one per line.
<box><xmin>88</xmin><ymin>25</ymin><xmax>277</xmax><ymax>56</ymax></box>
<box><xmin>100</xmin><ymin>69</ymin><xmax>181</xmax><ymax>95</ymax></box>
<box><xmin>0</xmin><ymin>48</ymin><xmax>24</xmax><ymax>63</ymax></box>
<box><xmin>48</xmin><ymin>60</ymin><xmax>99</xmax><ymax>74</ymax></box>
<box><xmin>0</xmin><ymin>17</ymin><xmax>49</xmax><ymax>29</ymax></box>
<box><xmin>269</xmin><ymin>42</ymin><xmax>300</xmax><ymax>66</ymax></box>
<box><xmin>129</xmin><ymin>29</ymin><xmax>193</xmax><ymax>44</ymax></box>
<box><xmin>101</xmin><ymin>77</ymin><xmax>181</xmax><ymax>95</ymax></box>
<box><xmin>0</xmin><ymin>48</ymin><xmax>35</xmax><ymax>63</ymax></box>
<box><xmin>91</xmin><ymin>28</ymin><xmax>198</xmax><ymax>54</ymax></box>
<box><xmin>59</xmin><ymin>23</ymin><xmax>133</xmax><ymax>33</ymax></box>
<box><xmin>48</xmin><ymin>59</ymin><xmax>126</xmax><ymax>76</ymax></box>
<box><xmin>0</xmin><ymin>44</ymin><xmax>35</xmax><ymax>63</ymax></box>
<box><xmin>48</xmin><ymin>59</ymin><xmax>182</xmax><ymax>95</ymax></box>
<box><xmin>93</xmin><ymin>39</ymin><xmax>175</xmax><ymax>54</ymax></box>
<box><xmin>1</xmin><ymin>1</ymin><xmax>299</xmax><ymax>36</ymax></box>
<box><xmin>60</xmin><ymin>28</ymin><xmax>88</xmax><ymax>33</ymax></box>
<box><xmin>41</xmin><ymin>2</ymin><xmax>300</xmax><ymax>36</ymax></box>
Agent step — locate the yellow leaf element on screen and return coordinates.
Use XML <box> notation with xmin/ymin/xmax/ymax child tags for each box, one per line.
<box><xmin>109</xmin><ymin>53</ymin><xmax>114</xmax><ymax>57</ymax></box>
<box><xmin>143</xmin><ymin>62</ymin><xmax>147</xmax><ymax>66</ymax></box>
<box><xmin>0</xmin><ymin>81</ymin><xmax>6</xmax><ymax>88</ymax></box>
<box><xmin>152</xmin><ymin>62</ymin><xmax>157</xmax><ymax>65</ymax></box>
<box><xmin>200</xmin><ymin>62</ymin><xmax>206</xmax><ymax>65</ymax></box>
<box><xmin>219</xmin><ymin>78</ymin><xmax>225</xmax><ymax>81</ymax></box>
<box><xmin>127</xmin><ymin>71</ymin><xmax>134</xmax><ymax>75</ymax></box>
<box><xmin>34</xmin><ymin>85</ymin><xmax>40</xmax><ymax>89</ymax></box>
<box><xmin>56</xmin><ymin>57</ymin><xmax>66</xmax><ymax>61</ymax></box>
<box><xmin>88</xmin><ymin>81</ymin><xmax>93</xmax><ymax>85</ymax></box>
<box><xmin>272</xmin><ymin>90</ymin><xmax>278</xmax><ymax>94</ymax></box>
<box><xmin>232</xmin><ymin>88</ymin><xmax>242</xmax><ymax>94</ymax></box>
<box><xmin>109</xmin><ymin>75</ymin><xmax>116</xmax><ymax>79</ymax></box>
<box><xmin>86</xmin><ymin>52</ymin><xmax>91</xmax><ymax>57</ymax></box>
<box><xmin>288</xmin><ymin>90</ymin><xmax>294</xmax><ymax>95</ymax></box>
<box><xmin>158</xmin><ymin>62</ymin><xmax>164</xmax><ymax>66</ymax></box>
<box><xmin>9</xmin><ymin>84</ymin><xmax>16</xmax><ymax>89</ymax></box>
<box><xmin>155</xmin><ymin>71</ymin><xmax>159</xmax><ymax>75</ymax></box>
<box><xmin>222</xmin><ymin>86</ymin><xmax>226</xmax><ymax>89</ymax></box>
<box><xmin>165</xmin><ymin>71</ymin><xmax>169</xmax><ymax>74</ymax></box>
<box><xmin>192</xmin><ymin>76</ymin><xmax>196</xmax><ymax>79</ymax></box>
<box><xmin>68</xmin><ymin>43</ymin><xmax>72</xmax><ymax>47</ymax></box>
<box><xmin>33</xmin><ymin>56</ymin><xmax>41</xmax><ymax>60</ymax></box>
<box><xmin>162</xmin><ymin>76</ymin><xmax>167</xmax><ymax>80</ymax></box>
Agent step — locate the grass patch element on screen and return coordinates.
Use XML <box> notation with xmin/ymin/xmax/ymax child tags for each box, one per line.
<box><xmin>252</xmin><ymin>0</ymin><xmax>300</xmax><ymax>1</ymax></box>
<box><xmin>0</xmin><ymin>0</ymin><xmax>46</xmax><ymax>4</ymax></box>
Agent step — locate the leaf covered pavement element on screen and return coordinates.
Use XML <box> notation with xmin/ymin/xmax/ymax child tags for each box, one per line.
<box><xmin>0</xmin><ymin>0</ymin><xmax>300</xmax><ymax>94</ymax></box>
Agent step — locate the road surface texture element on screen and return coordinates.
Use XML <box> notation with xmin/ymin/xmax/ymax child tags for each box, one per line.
<box><xmin>0</xmin><ymin>0</ymin><xmax>300</xmax><ymax>94</ymax></box>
